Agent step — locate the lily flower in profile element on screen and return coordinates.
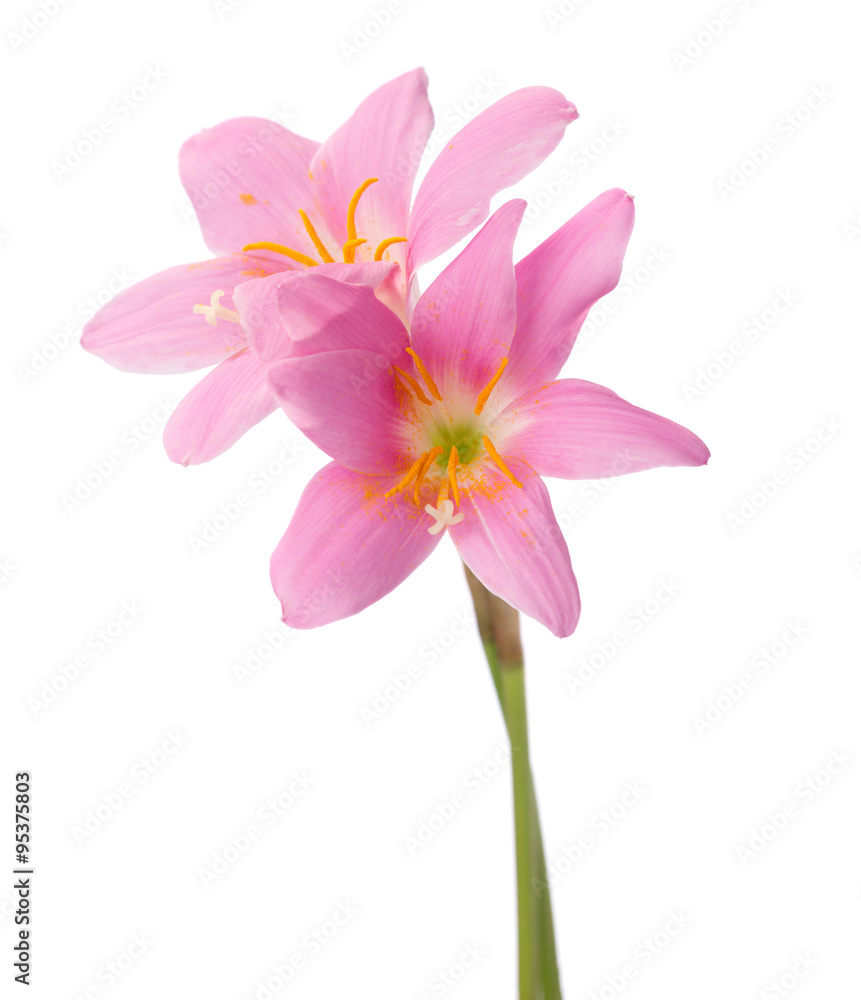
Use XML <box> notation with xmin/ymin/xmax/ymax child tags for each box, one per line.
<box><xmin>81</xmin><ymin>69</ymin><xmax>578</xmax><ymax>466</ymax></box>
<box><xmin>255</xmin><ymin>191</ymin><xmax>709</xmax><ymax>635</ymax></box>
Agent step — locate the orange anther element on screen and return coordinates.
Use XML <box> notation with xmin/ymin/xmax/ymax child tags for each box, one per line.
<box><xmin>405</xmin><ymin>348</ymin><xmax>442</xmax><ymax>402</ymax></box>
<box><xmin>413</xmin><ymin>447</ymin><xmax>444</xmax><ymax>504</ymax></box>
<box><xmin>393</xmin><ymin>366</ymin><xmax>432</xmax><ymax>406</ymax></box>
<box><xmin>373</xmin><ymin>236</ymin><xmax>408</xmax><ymax>260</ymax></box>
<box><xmin>342</xmin><ymin>238</ymin><xmax>367</xmax><ymax>263</ymax></box>
<box><xmin>474</xmin><ymin>358</ymin><xmax>509</xmax><ymax>415</ymax></box>
<box><xmin>298</xmin><ymin>209</ymin><xmax>335</xmax><ymax>263</ymax></box>
<box><xmin>384</xmin><ymin>452</ymin><xmax>428</xmax><ymax>499</ymax></box>
<box><xmin>241</xmin><ymin>242</ymin><xmax>318</xmax><ymax>268</ymax></box>
<box><xmin>482</xmin><ymin>435</ymin><xmax>523</xmax><ymax>488</ymax></box>
<box><xmin>346</xmin><ymin>177</ymin><xmax>378</xmax><ymax>241</ymax></box>
<box><xmin>447</xmin><ymin>446</ymin><xmax>460</xmax><ymax>506</ymax></box>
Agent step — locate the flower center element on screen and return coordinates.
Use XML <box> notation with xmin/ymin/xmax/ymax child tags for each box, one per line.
<box><xmin>385</xmin><ymin>352</ymin><xmax>523</xmax><ymax>534</ymax></box>
<box><xmin>191</xmin><ymin>178</ymin><xmax>408</xmax><ymax>329</ymax></box>
<box><xmin>241</xmin><ymin>177</ymin><xmax>407</xmax><ymax>267</ymax></box>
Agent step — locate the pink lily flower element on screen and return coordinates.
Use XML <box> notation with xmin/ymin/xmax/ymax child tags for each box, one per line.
<box><xmin>252</xmin><ymin>190</ymin><xmax>710</xmax><ymax>636</ymax></box>
<box><xmin>80</xmin><ymin>69</ymin><xmax>578</xmax><ymax>466</ymax></box>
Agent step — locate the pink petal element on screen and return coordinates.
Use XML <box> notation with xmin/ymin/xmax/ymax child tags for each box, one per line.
<box><xmin>81</xmin><ymin>254</ymin><xmax>281</xmax><ymax>374</ymax></box>
<box><xmin>410</xmin><ymin>200</ymin><xmax>523</xmax><ymax>398</ymax></box>
<box><xmin>407</xmin><ymin>87</ymin><xmax>578</xmax><ymax>281</ymax></box>
<box><xmin>491</xmin><ymin>379</ymin><xmax>710</xmax><ymax>479</ymax></box>
<box><xmin>179</xmin><ymin>117</ymin><xmax>319</xmax><ymax>256</ymax></box>
<box><xmin>309</xmin><ymin>68</ymin><xmax>433</xmax><ymax>255</ymax></box>
<box><xmin>162</xmin><ymin>348</ymin><xmax>277</xmax><ymax>466</ymax></box>
<box><xmin>267</xmin><ymin>348</ymin><xmax>410</xmax><ymax>475</ymax></box>
<box><xmin>235</xmin><ymin>264</ymin><xmax>401</xmax><ymax>362</ymax></box>
<box><xmin>449</xmin><ymin>457</ymin><xmax>580</xmax><ymax>637</ymax></box>
<box><xmin>271</xmin><ymin>462</ymin><xmax>443</xmax><ymax>628</ymax></box>
<box><xmin>506</xmin><ymin>189</ymin><xmax>635</xmax><ymax>390</ymax></box>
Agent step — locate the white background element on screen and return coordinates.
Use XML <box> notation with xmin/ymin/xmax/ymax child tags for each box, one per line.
<box><xmin>3</xmin><ymin>0</ymin><xmax>860</xmax><ymax>997</ymax></box>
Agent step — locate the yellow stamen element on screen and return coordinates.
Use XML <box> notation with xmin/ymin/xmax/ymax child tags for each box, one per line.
<box><xmin>405</xmin><ymin>348</ymin><xmax>442</xmax><ymax>402</ymax></box>
<box><xmin>482</xmin><ymin>435</ymin><xmax>523</xmax><ymax>488</ymax></box>
<box><xmin>346</xmin><ymin>177</ymin><xmax>378</xmax><ymax>241</ymax></box>
<box><xmin>447</xmin><ymin>446</ymin><xmax>460</xmax><ymax>506</ymax></box>
<box><xmin>342</xmin><ymin>238</ymin><xmax>367</xmax><ymax>264</ymax></box>
<box><xmin>474</xmin><ymin>358</ymin><xmax>509</xmax><ymax>416</ymax></box>
<box><xmin>413</xmin><ymin>447</ymin><xmax>444</xmax><ymax>504</ymax></box>
<box><xmin>373</xmin><ymin>236</ymin><xmax>408</xmax><ymax>260</ymax></box>
<box><xmin>436</xmin><ymin>478</ymin><xmax>450</xmax><ymax>506</ymax></box>
<box><xmin>384</xmin><ymin>452</ymin><xmax>428</xmax><ymax>499</ymax></box>
<box><xmin>393</xmin><ymin>366</ymin><xmax>432</xmax><ymax>406</ymax></box>
<box><xmin>242</xmin><ymin>242</ymin><xmax>318</xmax><ymax>268</ymax></box>
<box><xmin>298</xmin><ymin>209</ymin><xmax>335</xmax><ymax>263</ymax></box>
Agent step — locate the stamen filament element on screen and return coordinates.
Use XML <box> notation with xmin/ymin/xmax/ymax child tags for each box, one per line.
<box><xmin>384</xmin><ymin>452</ymin><xmax>428</xmax><ymax>499</ymax></box>
<box><xmin>393</xmin><ymin>366</ymin><xmax>432</xmax><ymax>406</ymax></box>
<box><xmin>346</xmin><ymin>177</ymin><xmax>378</xmax><ymax>241</ymax></box>
<box><xmin>482</xmin><ymin>435</ymin><xmax>523</xmax><ymax>488</ymax></box>
<box><xmin>373</xmin><ymin>236</ymin><xmax>408</xmax><ymax>260</ymax></box>
<box><xmin>474</xmin><ymin>358</ymin><xmax>509</xmax><ymax>415</ymax></box>
<box><xmin>342</xmin><ymin>238</ymin><xmax>367</xmax><ymax>264</ymax></box>
<box><xmin>242</xmin><ymin>242</ymin><xmax>318</xmax><ymax>268</ymax></box>
<box><xmin>405</xmin><ymin>348</ymin><xmax>442</xmax><ymax>402</ymax></box>
<box><xmin>447</xmin><ymin>446</ymin><xmax>460</xmax><ymax>506</ymax></box>
<box><xmin>413</xmin><ymin>446</ymin><xmax>444</xmax><ymax>504</ymax></box>
<box><xmin>298</xmin><ymin>210</ymin><xmax>335</xmax><ymax>263</ymax></box>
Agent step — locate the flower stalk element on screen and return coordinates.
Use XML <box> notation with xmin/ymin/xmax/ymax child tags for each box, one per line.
<box><xmin>464</xmin><ymin>565</ymin><xmax>562</xmax><ymax>1000</ymax></box>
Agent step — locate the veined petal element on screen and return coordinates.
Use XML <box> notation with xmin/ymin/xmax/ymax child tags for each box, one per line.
<box><xmin>450</xmin><ymin>457</ymin><xmax>580</xmax><ymax>637</ymax></box>
<box><xmin>80</xmin><ymin>254</ymin><xmax>279</xmax><ymax>374</ymax></box>
<box><xmin>179</xmin><ymin>117</ymin><xmax>319</xmax><ymax>256</ymax></box>
<box><xmin>491</xmin><ymin>379</ymin><xmax>710</xmax><ymax>479</ymax></box>
<box><xmin>235</xmin><ymin>265</ymin><xmax>402</xmax><ymax>362</ymax></box>
<box><xmin>506</xmin><ymin>189</ymin><xmax>635</xmax><ymax>390</ymax></box>
<box><xmin>407</xmin><ymin>87</ymin><xmax>578</xmax><ymax>282</ymax></box>
<box><xmin>309</xmin><ymin>68</ymin><xmax>433</xmax><ymax>254</ymax></box>
<box><xmin>271</xmin><ymin>462</ymin><xmax>443</xmax><ymax>628</ymax></box>
<box><xmin>267</xmin><ymin>348</ymin><xmax>410</xmax><ymax>475</ymax></box>
<box><xmin>163</xmin><ymin>348</ymin><xmax>276</xmax><ymax>466</ymax></box>
<box><xmin>410</xmin><ymin>200</ymin><xmax>523</xmax><ymax>400</ymax></box>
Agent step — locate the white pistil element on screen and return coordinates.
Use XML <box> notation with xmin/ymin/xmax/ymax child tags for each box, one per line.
<box><xmin>193</xmin><ymin>289</ymin><xmax>240</xmax><ymax>326</ymax></box>
<box><xmin>424</xmin><ymin>499</ymin><xmax>464</xmax><ymax>536</ymax></box>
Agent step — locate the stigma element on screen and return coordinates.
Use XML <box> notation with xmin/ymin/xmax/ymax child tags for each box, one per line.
<box><xmin>424</xmin><ymin>499</ymin><xmax>464</xmax><ymax>536</ymax></box>
<box><xmin>192</xmin><ymin>290</ymin><xmax>240</xmax><ymax>326</ymax></box>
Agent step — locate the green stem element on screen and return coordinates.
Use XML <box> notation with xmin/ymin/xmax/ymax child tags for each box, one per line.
<box><xmin>501</xmin><ymin>660</ymin><xmax>539</xmax><ymax>998</ymax></box>
<box><xmin>466</xmin><ymin>567</ymin><xmax>563</xmax><ymax>1000</ymax></box>
<box><xmin>531</xmin><ymin>785</ymin><xmax>562</xmax><ymax>1000</ymax></box>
